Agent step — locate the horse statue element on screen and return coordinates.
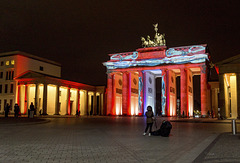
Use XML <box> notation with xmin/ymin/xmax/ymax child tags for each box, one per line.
<box><xmin>147</xmin><ymin>35</ymin><xmax>155</xmax><ymax>47</ymax></box>
<box><xmin>141</xmin><ymin>37</ymin><xmax>148</xmax><ymax>47</ymax></box>
<box><xmin>154</xmin><ymin>33</ymin><xmax>166</xmax><ymax>46</ymax></box>
<box><xmin>141</xmin><ymin>23</ymin><xmax>166</xmax><ymax>47</ymax></box>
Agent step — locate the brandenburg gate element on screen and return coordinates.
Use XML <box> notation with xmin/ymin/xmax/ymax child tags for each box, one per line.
<box><xmin>103</xmin><ymin>24</ymin><xmax>209</xmax><ymax>117</ymax></box>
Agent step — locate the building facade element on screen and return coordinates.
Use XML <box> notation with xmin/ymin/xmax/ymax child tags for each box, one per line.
<box><xmin>216</xmin><ymin>54</ymin><xmax>240</xmax><ymax>119</ymax></box>
<box><xmin>0</xmin><ymin>51</ymin><xmax>105</xmax><ymax>116</ymax></box>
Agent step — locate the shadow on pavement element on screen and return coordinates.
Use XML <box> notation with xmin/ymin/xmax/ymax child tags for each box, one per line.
<box><xmin>0</xmin><ymin>117</ymin><xmax>50</xmax><ymax>125</ymax></box>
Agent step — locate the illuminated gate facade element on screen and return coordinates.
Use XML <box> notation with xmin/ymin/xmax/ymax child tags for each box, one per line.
<box><xmin>104</xmin><ymin>45</ymin><xmax>209</xmax><ymax>117</ymax></box>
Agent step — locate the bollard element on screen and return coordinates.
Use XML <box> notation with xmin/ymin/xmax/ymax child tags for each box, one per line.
<box><xmin>232</xmin><ymin>119</ymin><xmax>237</xmax><ymax>135</ymax></box>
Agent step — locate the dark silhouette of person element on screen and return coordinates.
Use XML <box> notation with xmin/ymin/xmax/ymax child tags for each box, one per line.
<box><xmin>30</xmin><ymin>102</ymin><xmax>35</xmax><ymax>111</ymax></box>
<box><xmin>143</xmin><ymin>106</ymin><xmax>154</xmax><ymax>136</ymax></box>
<box><xmin>159</xmin><ymin>120</ymin><xmax>172</xmax><ymax>137</ymax></box>
<box><xmin>14</xmin><ymin>103</ymin><xmax>20</xmax><ymax>118</ymax></box>
<box><xmin>28</xmin><ymin>102</ymin><xmax>35</xmax><ymax>118</ymax></box>
<box><xmin>4</xmin><ymin>103</ymin><xmax>10</xmax><ymax>118</ymax></box>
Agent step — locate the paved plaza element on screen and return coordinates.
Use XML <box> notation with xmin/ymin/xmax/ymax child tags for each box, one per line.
<box><xmin>0</xmin><ymin>116</ymin><xmax>239</xmax><ymax>163</ymax></box>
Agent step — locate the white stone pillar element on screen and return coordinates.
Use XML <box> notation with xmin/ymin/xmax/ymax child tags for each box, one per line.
<box><xmin>66</xmin><ymin>88</ymin><xmax>70</xmax><ymax>115</ymax></box>
<box><xmin>76</xmin><ymin>89</ymin><xmax>80</xmax><ymax>115</ymax></box>
<box><xmin>35</xmin><ymin>84</ymin><xmax>39</xmax><ymax>115</ymax></box>
<box><xmin>43</xmin><ymin>84</ymin><xmax>48</xmax><ymax>115</ymax></box>
<box><xmin>55</xmin><ymin>85</ymin><xmax>60</xmax><ymax>115</ymax></box>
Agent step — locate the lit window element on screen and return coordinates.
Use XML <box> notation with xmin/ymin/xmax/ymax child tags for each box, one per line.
<box><xmin>11</xmin><ymin>60</ymin><xmax>15</xmax><ymax>65</ymax></box>
<box><xmin>6</xmin><ymin>61</ymin><xmax>9</xmax><ymax>66</ymax></box>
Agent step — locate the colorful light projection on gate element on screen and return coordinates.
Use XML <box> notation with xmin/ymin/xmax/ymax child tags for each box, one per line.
<box><xmin>103</xmin><ymin>45</ymin><xmax>208</xmax><ymax>70</ymax></box>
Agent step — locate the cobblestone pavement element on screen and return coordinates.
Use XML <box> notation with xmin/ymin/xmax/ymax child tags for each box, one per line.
<box><xmin>193</xmin><ymin>133</ymin><xmax>240</xmax><ymax>163</ymax></box>
<box><xmin>0</xmin><ymin>116</ymin><xmax>239</xmax><ymax>163</ymax></box>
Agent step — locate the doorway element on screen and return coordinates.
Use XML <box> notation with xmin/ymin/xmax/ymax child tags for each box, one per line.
<box><xmin>155</xmin><ymin>77</ymin><xmax>162</xmax><ymax>116</ymax></box>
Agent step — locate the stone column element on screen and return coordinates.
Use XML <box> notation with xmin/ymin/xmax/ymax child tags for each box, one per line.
<box><xmin>201</xmin><ymin>65</ymin><xmax>208</xmax><ymax>117</ymax></box>
<box><xmin>24</xmin><ymin>85</ymin><xmax>28</xmax><ymax>114</ymax></box>
<box><xmin>42</xmin><ymin>84</ymin><xmax>48</xmax><ymax>115</ymax></box>
<box><xmin>219</xmin><ymin>74</ymin><xmax>226</xmax><ymax>119</ymax></box>
<box><xmin>17</xmin><ymin>85</ymin><xmax>20</xmax><ymax>105</ymax></box>
<box><xmin>180</xmin><ymin>68</ymin><xmax>187</xmax><ymax>117</ymax></box>
<box><xmin>55</xmin><ymin>85</ymin><xmax>60</xmax><ymax>115</ymax></box>
<box><xmin>35</xmin><ymin>84</ymin><xmax>39</xmax><ymax>115</ymax></box>
<box><xmin>66</xmin><ymin>88</ymin><xmax>70</xmax><ymax>115</ymax></box>
<box><xmin>128</xmin><ymin>72</ymin><xmax>132</xmax><ymax>115</ymax></box>
<box><xmin>112</xmin><ymin>73</ymin><xmax>116</xmax><ymax>115</ymax></box>
<box><xmin>143</xmin><ymin>71</ymin><xmax>147</xmax><ymax>113</ymax></box>
<box><xmin>76</xmin><ymin>89</ymin><xmax>80</xmax><ymax>115</ymax></box>
<box><xmin>122</xmin><ymin>72</ymin><xmax>129</xmax><ymax>115</ymax></box>
<box><xmin>107</xmin><ymin>73</ymin><xmax>113</xmax><ymax>115</ymax></box>
<box><xmin>237</xmin><ymin>73</ymin><xmax>240</xmax><ymax>119</ymax></box>
<box><xmin>160</xmin><ymin>69</ymin><xmax>167</xmax><ymax>116</ymax></box>
<box><xmin>165</xmin><ymin>69</ymin><xmax>170</xmax><ymax>116</ymax></box>
<box><xmin>138</xmin><ymin>70</ymin><xmax>144</xmax><ymax>115</ymax></box>
<box><xmin>93</xmin><ymin>92</ymin><xmax>97</xmax><ymax>115</ymax></box>
<box><xmin>86</xmin><ymin>91</ymin><xmax>89</xmax><ymax>115</ymax></box>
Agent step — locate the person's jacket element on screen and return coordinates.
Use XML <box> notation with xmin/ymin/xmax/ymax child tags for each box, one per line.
<box><xmin>145</xmin><ymin>111</ymin><xmax>154</xmax><ymax>123</ymax></box>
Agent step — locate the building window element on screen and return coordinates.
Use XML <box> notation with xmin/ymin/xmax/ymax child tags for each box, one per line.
<box><xmin>10</xmin><ymin>84</ymin><xmax>13</xmax><ymax>93</ymax></box>
<box><xmin>5</xmin><ymin>71</ymin><xmax>14</xmax><ymax>80</ymax></box>
<box><xmin>9</xmin><ymin>71</ymin><xmax>12</xmax><ymax>80</ymax></box>
<box><xmin>0</xmin><ymin>72</ymin><xmax>3</xmax><ymax>78</ymax></box>
<box><xmin>6</xmin><ymin>71</ymin><xmax>8</xmax><ymax>80</ymax></box>
<box><xmin>11</xmin><ymin>60</ymin><xmax>15</xmax><ymax>65</ymax></box>
<box><xmin>12</xmin><ymin>71</ymin><xmax>14</xmax><ymax>79</ymax></box>
<box><xmin>40</xmin><ymin>66</ymin><xmax>44</xmax><ymax>71</ymax></box>
<box><xmin>1</xmin><ymin>61</ymin><xmax>3</xmax><ymax>66</ymax></box>
<box><xmin>4</xmin><ymin>99</ymin><xmax>7</xmax><ymax>109</ymax></box>
<box><xmin>0</xmin><ymin>85</ymin><xmax>2</xmax><ymax>93</ymax></box>
<box><xmin>6</xmin><ymin>61</ymin><xmax>9</xmax><ymax>66</ymax></box>
<box><xmin>9</xmin><ymin>99</ymin><xmax>13</xmax><ymax>111</ymax></box>
<box><xmin>5</xmin><ymin>84</ymin><xmax>8</xmax><ymax>93</ymax></box>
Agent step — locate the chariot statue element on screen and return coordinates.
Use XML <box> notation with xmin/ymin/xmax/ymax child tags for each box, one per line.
<box><xmin>141</xmin><ymin>23</ymin><xmax>166</xmax><ymax>48</ymax></box>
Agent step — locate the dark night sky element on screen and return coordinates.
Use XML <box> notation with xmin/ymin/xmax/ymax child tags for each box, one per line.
<box><xmin>0</xmin><ymin>0</ymin><xmax>240</xmax><ymax>86</ymax></box>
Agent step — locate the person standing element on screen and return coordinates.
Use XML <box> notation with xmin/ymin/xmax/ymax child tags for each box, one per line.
<box><xmin>14</xmin><ymin>103</ymin><xmax>20</xmax><ymax>118</ymax></box>
<box><xmin>143</xmin><ymin>106</ymin><xmax>154</xmax><ymax>136</ymax></box>
<box><xmin>4</xmin><ymin>103</ymin><xmax>10</xmax><ymax>118</ymax></box>
<box><xmin>29</xmin><ymin>102</ymin><xmax>35</xmax><ymax>118</ymax></box>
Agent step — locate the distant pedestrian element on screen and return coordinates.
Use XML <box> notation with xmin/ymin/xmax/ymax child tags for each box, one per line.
<box><xmin>76</xmin><ymin>110</ymin><xmax>80</xmax><ymax>117</ymax></box>
<box><xmin>30</xmin><ymin>102</ymin><xmax>35</xmax><ymax>111</ymax></box>
<box><xmin>211</xmin><ymin>110</ymin><xmax>214</xmax><ymax>118</ymax></box>
<box><xmin>143</xmin><ymin>106</ymin><xmax>154</xmax><ymax>136</ymax></box>
<box><xmin>4</xmin><ymin>103</ymin><xmax>10</xmax><ymax>118</ymax></box>
<box><xmin>14</xmin><ymin>103</ymin><xmax>20</xmax><ymax>118</ymax></box>
<box><xmin>207</xmin><ymin>110</ymin><xmax>210</xmax><ymax>118</ymax></box>
<box><xmin>29</xmin><ymin>102</ymin><xmax>35</xmax><ymax>118</ymax></box>
<box><xmin>182</xmin><ymin>111</ymin><xmax>185</xmax><ymax>118</ymax></box>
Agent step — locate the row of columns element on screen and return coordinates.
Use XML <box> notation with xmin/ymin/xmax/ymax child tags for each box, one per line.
<box><xmin>107</xmin><ymin>71</ymin><xmax>144</xmax><ymax>116</ymax></box>
<box><xmin>180</xmin><ymin>66</ymin><xmax>207</xmax><ymax>117</ymax></box>
<box><xmin>17</xmin><ymin>83</ymin><xmax>93</xmax><ymax>115</ymax></box>
<box><xmin>107</xmin><ymin>65</ymin><xmax>208</xmax><ymax>117</ymax></box>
